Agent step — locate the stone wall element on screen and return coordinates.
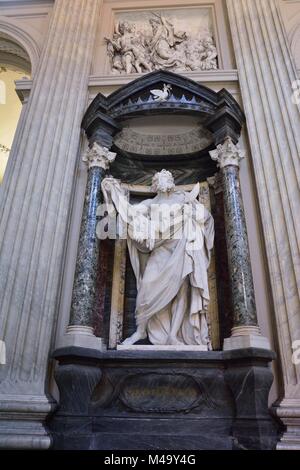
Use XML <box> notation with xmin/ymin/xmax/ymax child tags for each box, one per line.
<box><xmin>1</xmin><ymin>0</ymin><xmax>299</xmax><ymax>448</ymax></box>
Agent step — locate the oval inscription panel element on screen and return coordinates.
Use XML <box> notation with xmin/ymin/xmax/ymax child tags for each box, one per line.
<box><xmin>119</xmin><ymin>373</ymin><xmax>201</xmax><ymax>413</ymax></box>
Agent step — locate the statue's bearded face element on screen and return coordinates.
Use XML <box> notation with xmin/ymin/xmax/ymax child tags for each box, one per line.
<box><xmin>151</xmin><ymin>170</ymin><xmax>175</xmax><ymax>193</ymax></box>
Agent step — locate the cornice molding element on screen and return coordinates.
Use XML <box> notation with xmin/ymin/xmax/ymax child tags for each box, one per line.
<box><xmin>88</xmin><ymin>70</ymin><xmax>239</xmax><ymax>88</ymax></box>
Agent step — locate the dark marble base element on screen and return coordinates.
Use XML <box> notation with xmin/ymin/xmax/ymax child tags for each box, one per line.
<box><xmin>48</xmin><ymin>347</ymin><xmax>282</xmax><ymax>450</ymax></box>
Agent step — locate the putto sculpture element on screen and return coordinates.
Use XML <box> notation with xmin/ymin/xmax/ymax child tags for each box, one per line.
<box><xmin>101</xmin><ymin>170</ymin><xmax>215</xmax><ymax>349</ymax></box>
<box><xmin>105</xmin><ymin>13</ymin><xmax>218</xmax><ymax>74</ymax></box>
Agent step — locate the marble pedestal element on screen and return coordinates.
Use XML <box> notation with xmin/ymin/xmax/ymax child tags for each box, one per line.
<box><xmin>117</xmin><ymin>345</ymin><xmax>208</xmax><ymax>351</ymax></box>
<box><xmin>48</xmin><ymin>347</ymin><xmax>281</xmax><ymax>450</ymax></box>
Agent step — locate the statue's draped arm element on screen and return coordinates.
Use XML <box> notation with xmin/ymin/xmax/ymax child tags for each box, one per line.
<box><xmin>101</xmin><ymin>177</ymin><xmax>154</xmax><ymax>246</ymax></box>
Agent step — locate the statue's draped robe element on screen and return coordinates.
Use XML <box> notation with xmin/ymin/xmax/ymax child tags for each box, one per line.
<box><xmin>101</xmin><ymin>180</ymin><xmax>214</xmax><ymax>347</ymax></box>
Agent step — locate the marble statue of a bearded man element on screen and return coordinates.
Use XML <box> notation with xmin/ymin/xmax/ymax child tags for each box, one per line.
<box><xmin>101</xmin><ymin>170</ymin><xmax>214</xmax><ymax>349</ymax></box>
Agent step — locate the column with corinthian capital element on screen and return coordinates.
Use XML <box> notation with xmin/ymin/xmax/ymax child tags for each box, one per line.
<box><xmin>61</xmin><ymin>143</ymin><xmax>116</xmax><ymax>350</ymax></box>
<box><xmin>210</xmin><ymin>138</ymin><xmax>270</xmax><ymax>350</ymax></box>
<box><xmin>0</xmin><ymin>0</ymin><xmax>101</xmax><ymax>449</ymax></box>
<box><xmin>226</xmin><ymin>0</ymin><xmax>300</xmax><ymax>449</ymax></box>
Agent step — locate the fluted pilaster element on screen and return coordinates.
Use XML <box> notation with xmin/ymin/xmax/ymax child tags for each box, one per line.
<box><xmin>227</xmin><ymin>0</ymin><xmax>300</xmax><ymax>449</ymax></box>
<box><xmin>0</xmin><ymin>0</ymin><xmax>101</xmax><ymax>449</ymax></box>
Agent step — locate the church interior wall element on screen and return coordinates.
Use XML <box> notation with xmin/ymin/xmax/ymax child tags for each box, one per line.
<box><xmin>3</xmin><ymin>0</ymin><xmax>299</xmax><ymax>413</ymax></box>
<box><xmin>47</xmin><ymin>0</ymin><xmax>281</xmax><ymax>404</ymax></box>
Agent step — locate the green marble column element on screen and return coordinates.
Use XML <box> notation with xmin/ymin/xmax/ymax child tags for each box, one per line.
<box><xmin>210</xmin><ymin>138</ymin><xmax>269</xmax><ymax>349</ymax></box>
<box><xmin>65</xmin><ymin>143</ymin><xmax>116</xmax><ymax>347</ymax></box>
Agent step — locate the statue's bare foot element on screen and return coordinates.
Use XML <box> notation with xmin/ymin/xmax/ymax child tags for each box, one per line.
<box><xmin>122</xmin><ymin>329</ymin><xmax>147</xmax><ymax>346</ymax></box>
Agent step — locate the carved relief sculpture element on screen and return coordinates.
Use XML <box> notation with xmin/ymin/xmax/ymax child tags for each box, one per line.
<box><xmin>106</xmin><ymin>21</ymin><xmax>152</xmax><ymax>74</ymax></box>
<box><xmin>105</xmin><ymin>13</ymin><xmax>218</xmax><ymax>74</ymax></box>
<box><xmin>101</xmin><ymin>170</ymin><xmax>215</xmax><ymax>348</ymax></box>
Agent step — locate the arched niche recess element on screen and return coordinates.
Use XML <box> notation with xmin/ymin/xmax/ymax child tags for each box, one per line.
<box><xmin>81</xmin><ymin>70</ymin><xmax>245</xmax><ymax>349</ymax></box>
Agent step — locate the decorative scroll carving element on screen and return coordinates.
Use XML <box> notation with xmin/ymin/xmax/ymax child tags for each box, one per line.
<box><xmin>105</xmin><ymin>13</ymin><xmax>218</xmax><ymax>74</ymax></box>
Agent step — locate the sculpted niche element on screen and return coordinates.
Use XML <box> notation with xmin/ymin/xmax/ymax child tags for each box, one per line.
<box><xmin>101</xmin><ymin>170</ymin><xmax>215</xmax><ymax>349</ymax></box>
<box><xmin>105</xmin><ymin>11</ymin><xmax>218</xmax><ymax>74</ymax></box>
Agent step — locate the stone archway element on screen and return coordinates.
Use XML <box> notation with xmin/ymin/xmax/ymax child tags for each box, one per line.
<box><xmin>0</xmin><ymin>33</ymin><xmax>31</xmax><ymax>74</ymax></box>
<box><xmin>0</xmin><ymin>30</ymin><xmax>32</xmax><ymax>183</ymax></box>
<box><xmin>0</xmin><ymin>17</ymin><xmax>40</xmax><ymax>76</ymax></box>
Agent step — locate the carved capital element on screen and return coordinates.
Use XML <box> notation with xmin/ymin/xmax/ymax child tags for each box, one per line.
<box><xmin>83</xmin><ymin>142</ymin><xmax>116</xmax><ymax>170</ymax></box>
<box><xmin>209</xmin><ymin>138</ymin><xmax>246</xmax><ymax>169</ymax></box>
